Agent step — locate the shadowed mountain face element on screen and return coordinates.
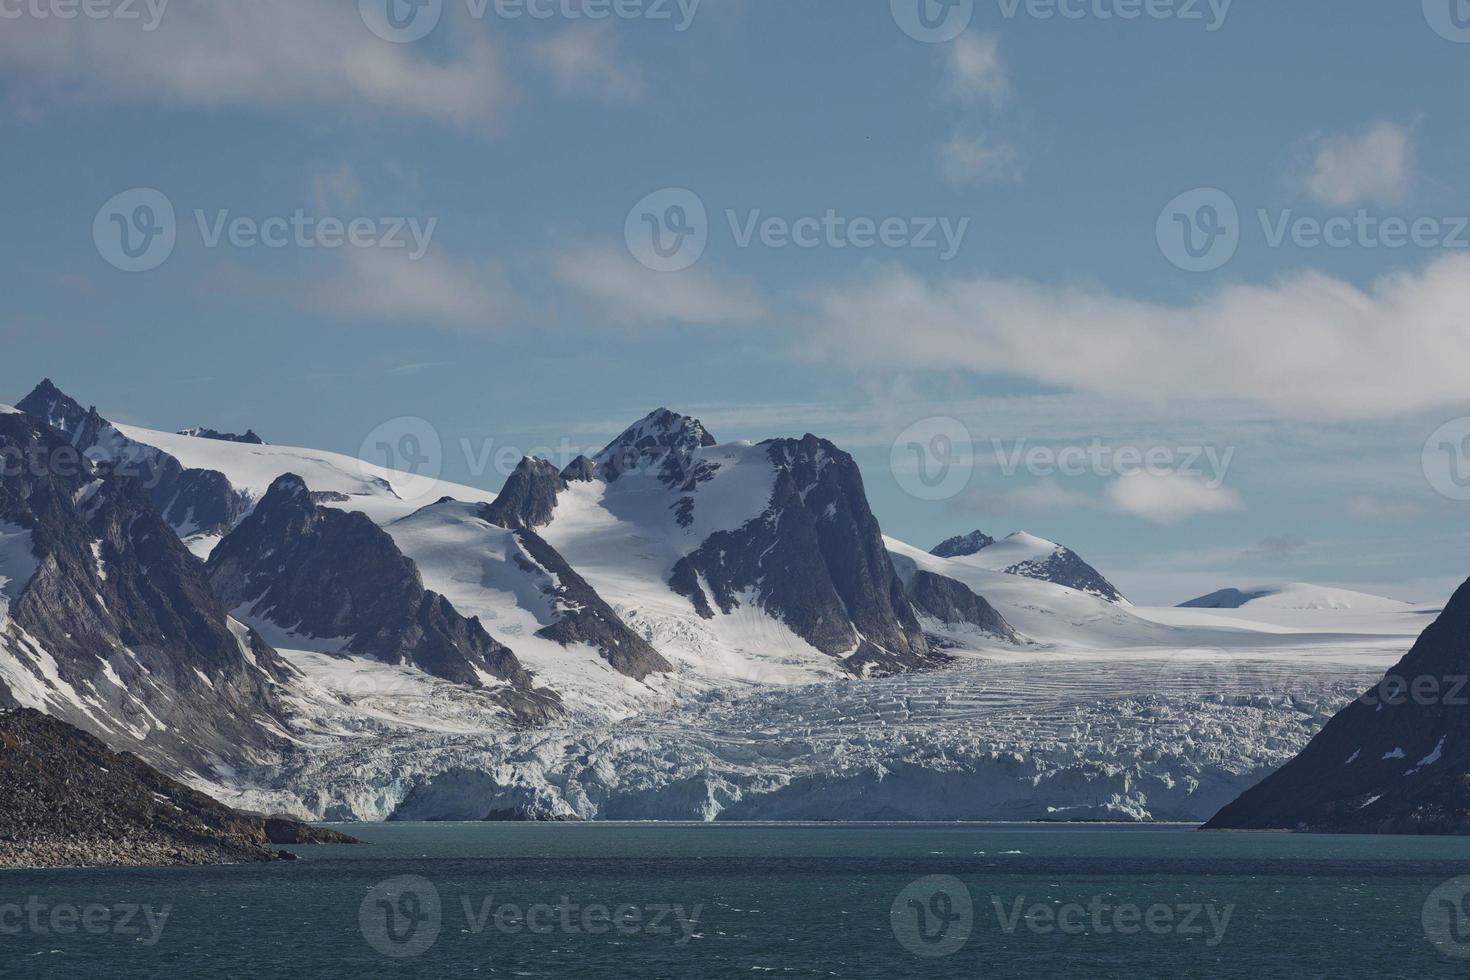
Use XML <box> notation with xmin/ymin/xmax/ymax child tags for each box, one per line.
<box><xmin>0</xmin><ymin>411</ymin><xmax>293</xmax><ymax>776</ymax></box>
<box><xmin>904</xmin><ymin>570</ymin><xmax>1018</xmax><ymax>643</ymax></box>
<box><xmin>670</xmin><ymin>434</ymin><xmax>940</xmax><ymax>675</ymax></box>
<box><xmin>512</xmin><ymin>527</ymin><xmax>673</xmax><ymax>681</ymax></box>
<box><xmin>1206</xmin><ymin>577</ymin><xmax>1470</xmax><ymax>834</ymax></box>
<box><xmin>206</xmin><ymin>475</ymin><xmax>559</xmax><ymax>724</ymax></box>
<box><xmin>17</xmin><ymin>380</ymin><xmax>248</xmax><ymax>538</ymax></box>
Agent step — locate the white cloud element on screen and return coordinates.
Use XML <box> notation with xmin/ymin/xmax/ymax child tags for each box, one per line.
<box><xmin>939</xmin><ymin>131</ymin><xmax>1021</xmax><ymax>185</ymax></box>
<box><xmin>804</xmin><ymin>253</ymin><xmax>1470</xmax><ymax>420</ymax></box>
<box><xmin>1344</xmin><ymin>494</ymin><xmax>1422</xmax><ymax>520</ymax></box>
<box><xmin>531</xmin><ymin>25</ymin><xmax>644</xmax><ymax>101</ymax></box>
<box><xmin>555</xmin><ymin>243</ymin><xmax>764</xmax><ymax>325</ymax></box>
<box><xmin>1104</xmin><ymin>471</ymin><xmax>1243</xmax><ymax>524</ymax></box>
<box><xmin>312</xmin><ymin>249</ymin><xmax>519</xmax><ymax>329</ymax></box>
<box><xmin>1306</xmin><ymin>121</ymin><xmax>1412</xmax><ymax>206</ymax></box>
<box><xmin>946</xmin><ymin>33</ymin><xmax>1008</xmax><ymax>106</ymax></box>
<box><xmin>950</xmin><ymin>473</ymin><xmax>1239</xmax><ymax>524</ymax></box>
<box><xmin>0</xmin><ymin>1</ymin><xmax>507</xmax><ymax>129</ymax></box>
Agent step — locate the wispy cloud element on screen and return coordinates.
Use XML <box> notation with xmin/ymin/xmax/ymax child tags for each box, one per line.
<box><xmin>804</xmin><ymin>254</ymin><xmax>1470</xmax><ymax>420</ymax></box>
<box><xmin>1306</xmin><ymin>121</ymin><xmax>1412</xmax><ymax>206</ymax></box>
<box><xmin>945</xmin><ymin>33</ymin><xmax>1009</xmax><ymax>107</ymax></box>
<box><xmin>310</xmin><ymin>249</ymin><xmax>519</xmax><ymax>329</ymax></box>
<box><xmin>0</xmin><ymin>1</ymin><xmax>507</xmax><ymax>129</ymax></box>
<box><xmin>555</xmin><ymin>243</ymin><xmax>764</xmax><ymax>326</ymax></box>
<box><xmin>939</xmin><ymin>131</ymin><xmax>1022</xmax><ymax>185</ymax></box>
<box><xmin>531</xmin><ymin>25</ymin><xmax>644</xmax><ymax>101</ymax></box>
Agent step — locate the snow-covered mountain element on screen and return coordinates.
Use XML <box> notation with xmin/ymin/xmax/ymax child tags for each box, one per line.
<box><xmin>0</xmin><ymin>380</ymin><xmax>1445</xmax><ymax>825</ymax></box>
<box><xmin>1181</xmin><ymin>583</ymin><xmax>1409</xmax><ymax>611</ymax></box>
<box><xmin>929</xmin><ymin>530</ymin><xmax>1129</xmax><ymax>605</ymax></box>
<box><xmin>0</xmin><ymin>407</ymin><xmax>294</xmax><ymax>777</ymax></box>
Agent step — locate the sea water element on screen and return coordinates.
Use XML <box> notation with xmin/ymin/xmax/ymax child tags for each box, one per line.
<box><xmin>2</xmin><ymin>822</ymin><xmax>1468</xmax><ymax>978</ymax></box>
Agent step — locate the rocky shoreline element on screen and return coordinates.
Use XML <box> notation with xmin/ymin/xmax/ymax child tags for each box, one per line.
<box><xmin>0</xmin><ymin>709</ymin><xmax>356</xmax><ymax>870</ymax></box>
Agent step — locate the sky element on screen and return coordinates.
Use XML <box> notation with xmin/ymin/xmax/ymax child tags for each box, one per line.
<box><xmin>3</xmin><ymin>0</ymin><xmax>1470</xmax><ymax>604</ymax></box>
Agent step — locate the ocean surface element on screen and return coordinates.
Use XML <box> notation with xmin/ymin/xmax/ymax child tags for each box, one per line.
<box><xmin>3</xmin><ymin>822</ymin><xmax>1470</xmax><ymax>978</ymax></box>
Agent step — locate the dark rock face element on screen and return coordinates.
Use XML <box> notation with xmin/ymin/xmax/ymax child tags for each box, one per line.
<box><xmin>905</xmin><ymin>570</ymin><xmax>1017</xmax><ymax>642</ymax></box>
<box><xmin>593</xmin><ymin>408</ymin><xmax>719</xmax><ymax>489</ymax></box>
<box><xmin>561</xmin><ymin>455</ymin><xmax>597</xmax><ymax>482</ymax></box>
<box><xmin>1007</xmin><ymin>545</ymin><xmax>1128</xmax><ymax>604</ymax></box>
<box><xmin>670</xmin><ymin>435</ymin><xmax>940</xmax><ymax>675</ymax></box>
<box><xmin>178</xmin><ymin>427</ymin><xmax>265</xmax><ymax>445</ymax></box>
<box><xmin>482</xmin><ymin>457</ymin><xmax>567</xmax><ymax>530</ymax></box>
<box><xmin>931</xmin><ymin>530</ymin><xmax>996</xmax><ymax>558</ymax></box>
<box><xmin>932</xmin><ymin>528</ymin><xmax>1127</xmax><ymax>604</ymax></box>
<box><xmin>207</xmin><ymin>475</ymin><xmax>559</xmax><ymax>723</ymax></box>
<box><xmin>0</xmin><ymin>410</ymin><xmax>293</xmax><ymax>775</ymax></box>
<box><xmin>17</xmin><ymin>380</ymin><xmax>249</xmax><ymax>537</ymax></box>
<box><xmin>0</xmin><ymin>708</ymin><xmax>353</xmax><ymax>869</ymax></box>
<box><xmin>1206</xmin><ymin>577</ymin><xmax>1470</xmax><ymax>835</ymax></box>
<box><xmin>1180</xmin><ymin>588</ymin><xmax>1270</xmax><ymax>609</ymax></box>
<box><xmin>511</xmin><ymin>529</ymin><xmax>672</xmax><ymax>681</ymax></box>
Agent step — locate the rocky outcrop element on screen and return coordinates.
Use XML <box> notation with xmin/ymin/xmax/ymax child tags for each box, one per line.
<box><xmin>482</xmin><ymin>457</ymin><xmax>567</xmax><ymax>530</ymax></box>
<box><xmin>905</xmin><ymin>570</ymin><xmax>1017</xmax><ymax>642</ymax></box>
<box><xmin>513</xmin><ymin>529</ymin><xmax>672</xmax><ymax>681</ymax></box>
<box><xmin>932</xmin><ymin>528</ymin><xmax>1128</xmax><ymax>605</ymax></box>
<box><xmin>207</xmin><ymin>475</ymin><xmax>559</xmax><ymax>723</ymax></box>
<box><xmin>0</xmin><ymin>708</ymin><xmax>354</xmax><ymax>869</ymax></box>
<box><xmin>177</xmin><ymin>427</ymin><xmax>265</xmax><ymax>445</ymax></box>
<box><xmin>931</xmin><ymin>530</ymin><xmax>996</xmax><ymax>558</ymax></box>
<box><xmin>593</xmin><ymin>407</ymin><xmax>718</xmax><ymax>489</ymax></box>
<box><xmin>0</xmin><ymin>410</ymin><xmax>294</xmax><ymax>776</ymax></box>
<box><xmin>18</xmin><ymin>380</ymin><xmax>249</xmax><ymax>537</ymax></box>
<box><xmin>670</xmin><ymin>435</ymin><xmax>940</xmax><ymax>675</ymax></box>
<box><xmin>1205</xmin><ymin>576</ymin><xmax>1470</xmax><ymax>834</ymax></box>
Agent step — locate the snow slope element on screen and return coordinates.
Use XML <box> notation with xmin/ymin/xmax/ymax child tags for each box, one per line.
<box><xmin>1180</xmin><ymin>583</ymin><xmax>1410</xmax><ymax>611</ymax></box>
<box><xmin>114</xmin><ymin>424</ymin><xmax>498</xmax><ymax>531</ymax></box>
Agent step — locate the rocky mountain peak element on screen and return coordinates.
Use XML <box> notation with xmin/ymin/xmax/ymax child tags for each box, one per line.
<box><xmin>593</xmin><ymin>408</ymin><xmax>718</xmax><ymax>487</ymax></box>
<box><xmin>931</xmin><ymin>530</ymin><xmax>998</xmax><ymax>559</ymax></box>
<box><xmin>482</xmin><ymin>457</ymin><xmax>568</xmax><ymax>530</ymax></box>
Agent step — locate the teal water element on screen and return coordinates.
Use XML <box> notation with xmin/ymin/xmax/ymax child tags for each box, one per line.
<box><xmin>3</xmin><ymin>822</ymin><xmax>1470</xmax><ymax>978</ymax></box>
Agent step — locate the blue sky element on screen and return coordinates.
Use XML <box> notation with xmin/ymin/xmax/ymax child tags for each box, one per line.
<box><xmin>3</xmin><ymin>0</ymin><xmax>1470</xmax><ymax>603</ymax></box>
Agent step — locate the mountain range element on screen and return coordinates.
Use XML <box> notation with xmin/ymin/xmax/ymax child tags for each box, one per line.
<box><xmin>1</xmin><ymin>379</ymin><xmax>1458</xmax><ymax>829</ymax></box>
